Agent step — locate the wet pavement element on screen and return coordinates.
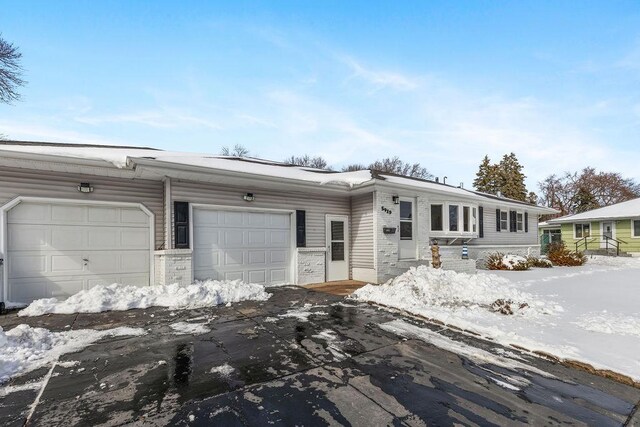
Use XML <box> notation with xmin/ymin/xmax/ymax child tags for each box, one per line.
<box><xmin>1</xmin><ymin>285</ymin><xmax>639</xmax><ymax>426</ymax></box>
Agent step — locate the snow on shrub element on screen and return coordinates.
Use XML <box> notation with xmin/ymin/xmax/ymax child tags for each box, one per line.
<box><xmin>19</xmin><ymin>280</ymin><xmax>272</xmax><ymax>317</ymax></box>
<box><xmin>350</xmin><ymin>266</ymin><xmax>557</xmax><ymax>318</ymax></box>
<box><xmin>0</xmin><ymin>325</ymin><xmax>145</xmax><ymax>383</ymax></box>
<box><xmin>485</xmin><ymin>253</ymin><xmax>530</xmax><ymax>271</ymax></box>
<box><xmin>547</xmin><ymin>242</ymin><xmax>586</xmax><ymax>266</ymax></box>
<box><xmin>526</xmin><ymin>256</ymin><xmax>553</xmax><ymax>268</ymax></box>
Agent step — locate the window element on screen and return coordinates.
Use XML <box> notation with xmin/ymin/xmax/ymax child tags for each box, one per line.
<box><xmin>575</xmin><ymin>223</ymin><xmax>590</xmax><ymax>238</ymax></box>
<box><xmin>463</xmin><ymin>206</ymin><xmax>470</xmax><ymax>232</ymax></box>
<box><xmin>330</xmin><ymin>221</ymin><xmax>345</xmax><ymax>261</ymax></box>
<box><xmin>430</xmin><ymin>204</ymin><xmax>443</xmax><ymax>231</ymax></box>
<box><xmin>500</xmin><ymin>211</ymin><xmax>508</xmax><ymax>231</ymax></box>
<box><xmin>400</xmin><ymin>201</ymin><xmax>413</xmax><ymax>240</ymax></box>
<box><xmin>449</xmin><ymin>205</ymin><xmax>459</xmax><ymax>232</ymax></box>
<box><xmin>633</xmin><ymin>220</ymin><xmax>640</xmax><ymax>237</ymax></box>
<box><xmin>472</xmin><ymin>208</ymin><xmax>477</xmax><ymax>233</ymax></box>
<box><xmin>516</xmin><ymin>212</ymin><xmax>524</xmax><ymax>231</ymax></box>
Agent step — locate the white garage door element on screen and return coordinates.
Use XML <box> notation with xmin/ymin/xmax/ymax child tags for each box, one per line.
<box><xmin>193</xmin><ymin>208</ymin><xmax>291</xmax><ymax>285</ymax></box>
<box><xmin>6</xmin><ymin>201</ymin><xmax>151</xmax><ymax>303</ymax></box>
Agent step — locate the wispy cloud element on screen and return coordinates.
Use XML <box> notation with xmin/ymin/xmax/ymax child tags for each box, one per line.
<box><xmin>75</xmin><ymin>108</ymin><xmax>222</xmax><ymax>130</ymax></box>
<box><xmin>341</xmin><ymin>56</ymin><xmax>421</xmax><ymax>92</ymax></box>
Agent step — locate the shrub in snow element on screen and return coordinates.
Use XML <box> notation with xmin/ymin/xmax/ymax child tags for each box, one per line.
<box><xmin>485</xmin><ymin>253</ymin><xmax>530</xmax><ymax>271</ymax></box>
<box><xmin>526</xmin><ymin>256</ymin><xmax>553</xmax><ymax>268</ymax></box>
<box><xmin>547</xmin><ymin>242</ymin><xmax>586</xmax><ymax>266</ymax></box>
<box><xmin>19</xmin><ymin>280</ymin><xmax>271</xmax><ymax>317</ymax></box>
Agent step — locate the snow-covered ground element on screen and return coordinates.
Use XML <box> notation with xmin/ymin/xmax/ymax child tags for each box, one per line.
<box><xmin>351</xmin><ymin>256</ymin><xmax>640</xmax><ymax>381</ymax></box>
<box><xmin>19</xmin><ymin>280</ymin><xmax>272</xmax><ymax>317</ymax></box>
<box><xmin>0</xmin><ymin>325</ymin><xmax>145</xmax><ymax>384</ymax></box>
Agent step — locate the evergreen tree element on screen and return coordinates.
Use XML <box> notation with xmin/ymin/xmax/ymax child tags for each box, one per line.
<box><xmin>498</xmin><ymin>153</ymin><xmax>527</xmax><ymax>201</ymax></box>
<box><xmin>473</xmin><ymin>155</ymin><xmax>495</xmax><ymax>193</ymax></box>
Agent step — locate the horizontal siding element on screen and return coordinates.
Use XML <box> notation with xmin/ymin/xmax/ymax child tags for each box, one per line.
<box><xmin>171</xmin><ymin>180</ymin><xmax>350</xmax><ymax>248</ymax></box>
<box><xmin>350</xmin><ymin>193</ymin><xmax>374</xmax><ymax>269</ymax></box>
<box><xmin>0</xmin><ymin>166</ymin><xmax>164</xmax><ymax>249</ymax></box>
<box><xmin>561</xmin><ymin>220</ymin><xmax>640</xmax><ymax>253</ymax></box>
<box><xmin>471</xmin><ymin>204</ymin><xmax>538</xmax><ymax>246</ymax></box>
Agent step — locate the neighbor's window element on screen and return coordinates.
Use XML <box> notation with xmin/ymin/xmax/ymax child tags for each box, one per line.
<box><xmin>633</xmin><ymin>220</ymin><xmax>640</xmax><ymax>237</ymax></box>
<box><xmin>449</xmin><ymin>205</ymin><xmax>459</xmax><ymax>232</ymax></box>
<box><xmin>463</xmin><ymin>206</ymin><xmax>470</xmax><ymax>232</ymax></box>
<box><xmin>431</xmin><ymin>204</ymin><xmax>443</xmax><ymax>231</ymax></box>
<box><xmin>500</xmin><ymin>211</ymin><xmax>508</xmax><ymax>231</ymax></box>
<box><xmin>575</xmin><ymin>223</ymin><xmax>590</xmax><ymax>238</ymax></box>
<box><xmin>516</xmin><ymin>212</ymin><xmax>524</xmax><ymax>231</ymax></box>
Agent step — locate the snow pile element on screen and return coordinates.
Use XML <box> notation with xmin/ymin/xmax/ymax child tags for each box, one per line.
<box><xmin>19</xmin><ymin>280</ymin><xmax>271</xmax><ymax>316</ymax></box>
<box><xmin>209</xmin><ymin>363</ymin><xmax>235</xmax><ymax>378</ymax></box>
<box><xmin>502</xmin><ymin>254</ymin><xmax>529</xmax><ymax>270</ymax></box>
<box><xmin>170</xmin><ymin>322</ymin><xmax>211</xmax><ymax>335</ymax></box>
<box><xmin>586</xmin><ymin>255</ymin><xmax>640</xmax><ymax>269</ymax></box>
<box><xmin>274</xmin><ymin>304</ymin><xmax>329</xmax><ymax>322</ymax></box>
<box><xmin>0</xmin><ymin>325</ymin><xmax>145</xmax><ymax>383</ymax></box>
<box><xmin>351</xmin><ymin>266</ymin><xmax>557</xmax><ymax>317</ymax></box>
<box><xmin>574</xmin><ymin>312</ymin><xmax>640</xmax><ymax>337</ymax></box>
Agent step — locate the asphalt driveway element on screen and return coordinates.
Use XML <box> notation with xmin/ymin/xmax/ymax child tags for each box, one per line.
<box><xmin>1</xmin><ymin>286</ymin><xmax>639</xmax><ymax>426</ymax></box>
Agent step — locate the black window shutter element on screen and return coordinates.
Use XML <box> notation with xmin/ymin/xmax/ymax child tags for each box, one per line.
<box><xmin>496</xmin><ymin>209</ymin><xmax>501</xmax><ymax>232</ymax></box>
<box><xmin>524</xmin><ymin>212</ymin><xmax>529</xmax><ymax>232</ymax></box>
<box><xmin>479</xmin><ymin>206</ymin><xmax>484</xmax><ymax>238</ymax></box>
<box><xmin>510</xmin><ymin>210</ymin><xmax>517</xmax><ymax>232</ymax></box>
<box><xmin>296</xmin><ymin>210</ymin><xmax>306</xmax><ymax>248</ymax></box>
<box><xmin>174</xmin><ymin>201</ymin><xmax>190</xmax><ymax>249</ymax></box>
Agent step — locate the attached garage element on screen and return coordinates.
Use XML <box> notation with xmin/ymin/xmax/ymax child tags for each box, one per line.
<box><xmin>192</xmin><ymin>207</ymin><xmax>292</xmax><ymax>285</ymax></box>
<box><xmin>2</xmin><ymin>199</ymin><xmax>153</xmax><ymax>303</ymax></box>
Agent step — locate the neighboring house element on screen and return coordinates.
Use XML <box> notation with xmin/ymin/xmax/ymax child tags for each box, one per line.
<box><xmin>538</xmin><ymin>221</ymin><xmax>562</xmax><ymax>254</ymax></box>
<box><xmin>0</xmin><ymin>141</ymin><xmax>556</xmax><ymax>305</ymax></box>
<box><xmin>546</xmin><ymin>198</ymin><xmax>640</xmax><ymax>256</ymax></box>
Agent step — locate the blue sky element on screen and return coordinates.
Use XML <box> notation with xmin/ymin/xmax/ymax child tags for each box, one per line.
<box><xmin>1</xmin><ymin>1</ymin><xmax>639</xmax><ymax>191</ymax></box>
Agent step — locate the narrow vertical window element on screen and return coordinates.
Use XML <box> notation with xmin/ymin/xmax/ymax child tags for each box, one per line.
<box><xmin>431</xmin><ymin>204</ymin><xmax>443</xmax><ymax>231</ymax></box>
<box><xmin>400</xmin><ymin>201</ymin><xmax>413</xmax><ymax>240</ymax></box>
<box><xmin>449</xmin><ymin>205</ymin><xmax>459</xmax><ymax>232</ymax></box>
<box><xmin>463</xmin><ymin>206</ymin><xmax>470</xmax><ymax>232</ymax></box>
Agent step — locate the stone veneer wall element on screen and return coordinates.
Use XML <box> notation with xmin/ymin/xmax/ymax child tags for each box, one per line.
<box><xmin>154</xmin><ymin>249</ymin><xmax>193</xmax><ymax>287</ymax></box>
<box><xmin>296</xmin><ymin>248</ymin><xmax>326</xmax><ymax>285</ymax></box>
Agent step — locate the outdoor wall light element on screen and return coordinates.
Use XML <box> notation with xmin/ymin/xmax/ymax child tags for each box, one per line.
<box><xmin>243</xmin><ymin>192</ymin><xmax>255</xmax><ymax>202</ymax></box>
<box><xmin>392</xmin><ymin>195</ymin><xmax>400</xmax><ymax>204</ymax></box>
<box><xmin>77</xmin><ymin>182</ymin><xmax>94</xmax><ymax>193</ymax></box>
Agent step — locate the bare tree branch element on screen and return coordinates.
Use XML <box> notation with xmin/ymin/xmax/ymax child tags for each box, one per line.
<box><xmin>0</xmin><ymin>34</ymin><xmax>25</xmax><ymax>103</ymax></box>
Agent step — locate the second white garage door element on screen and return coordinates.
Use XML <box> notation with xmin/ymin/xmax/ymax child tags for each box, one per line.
<box><xmin>193</xmin><ymin>208</ymin><xmax>292</xmax><ymax>285</ymax></box>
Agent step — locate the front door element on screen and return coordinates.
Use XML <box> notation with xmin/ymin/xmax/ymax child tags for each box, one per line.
<box><xmin>399</xmin><ymin>198</ymin><xmax>416</xmax><ymax>259</ymax></box>
<box><xmin>601</xmin><ymin>221</ymin><xmax>614</xmax><ymax>248</ymax></box>
<box><xmin>326</xmin><ymin>215</ymin><xmax>349</xmax><ymax>281</ymax></box>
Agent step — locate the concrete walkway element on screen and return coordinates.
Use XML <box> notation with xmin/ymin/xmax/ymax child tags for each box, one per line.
<box><xmin>1</xmin><ymin>286</ymin><xmax>639</xmax><ymax>426</ymax></box>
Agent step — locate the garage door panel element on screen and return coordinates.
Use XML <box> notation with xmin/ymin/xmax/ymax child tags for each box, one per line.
<box><xmin>248</xmin><ymin>250</ymin><xmax>266</xmax><ymax>265</ymax></box>
<box><xmin>270</xmin><ymin>230</ymin><xmax>289</xmax><ymax>246</ymax></box>
<box><xmin>224</xmin><ymin>230</ymin><xmax>244</xmax><ymax>247</ymax></box>
<box><xmin>224</xmin><ymin>250</ymin><xmax>244</xmax><ymax>266</ymax></box>
<box><xmin>247</xmin><ymin>212</ymin><xmax>266</xmax><ymax>227</ymax></box>
<box><xmin>248</xmin><ymin>230</ymin><xmax>266</xmax><ymax>245</ymax></box>
<box><xmin>9</xmin><ymin>255</ymin><xmax>47</xmax><ymax>278</ymax></box>
<box><xmin>51</xmin><ymin>254</ymin><xmax>84</xmax><ymax>273</ymax></box>
<box><xmin>270</xmin><ymin>269</ymin><xmax>287</xmax><ymax>283</ymax></box>
<box><xmin>8</xmin><ymin>203</ymin><xmax>48</xmax><ymax>223</ymax></box>
<box><xmin>194</xmin><ymin>251</ymin><xmax>219</xmax><ymax>269</ymax></box>
<box><xmin>87</xmin><ymin>206</ymin><xmax>118</xmax><ymax>223</ymax></box>
<box><xmin>270</xmin><ymin>250</ymin><xmax>288</xmax><ymax>264</ymax></box>
<box><xmin>7</xmin><ymin>201</ymin><xmax>151</xmax><ymax>303</ymax></box>
<box><xmin>8</xmin><ymin>225</ymin><xmax>50</xmax><ymax>250</ymax></box>
<box><xmin>53</xmin><ymin>205</ymin><xmax>85</xmax><ymax>222</ymax></box>
<box><xmin>121</xmin><ymin>208</ymin><xmax>149</xmax><ymax>224</ymax></box>
<box><xmin>52</xmin><ymin>227</ymin><xmax>85</xmax><ymax>249</ymax></box>
<box><xmin>120</xmin><ymin>229</ymin><xmax>149</xmax><ymax>249</ymax></box>
<box><xmin>248</xmin><ymin>270</ymin><xmax>266</xmax><ymax>284</ymax></box>
<box><xmin>193</xmin><ymin>208</ymin><xmax>291</xmax><ymax>285</ymax></box>
<box><xmin>120</xmin><ymin>251</ymin><xmax>150</xmax><ymax>273</ymax></box>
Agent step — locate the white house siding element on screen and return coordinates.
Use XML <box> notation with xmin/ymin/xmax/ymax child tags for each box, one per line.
<box><xmin>470</xmin><ymin>204</ymin><xmax>539</xmax><ymax>246</ymax></box>
<box><xmin>170</xmin><ymin>179</ymin><xmax>351</xmax><ymax>283</ymax></box>
<box><xmin>0</xmin><ymin>166</ymin><xmax>164</xmax><ymax>248</ymax></box>
<box><xmin>350</xmin><ymin>193</ymin><xmax>375</xmax><ymax>282</ymax></box>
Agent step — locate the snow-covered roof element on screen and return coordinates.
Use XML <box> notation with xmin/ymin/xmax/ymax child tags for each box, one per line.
<box><xmin>0</xmin><ymin>141</ymin><xmax>555</xmax><ymax>212</ymax></box>
<box><xmin>548</xmin><ymin>198</ymin><xmax>640</xmax><ymax>223</ymax></box>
